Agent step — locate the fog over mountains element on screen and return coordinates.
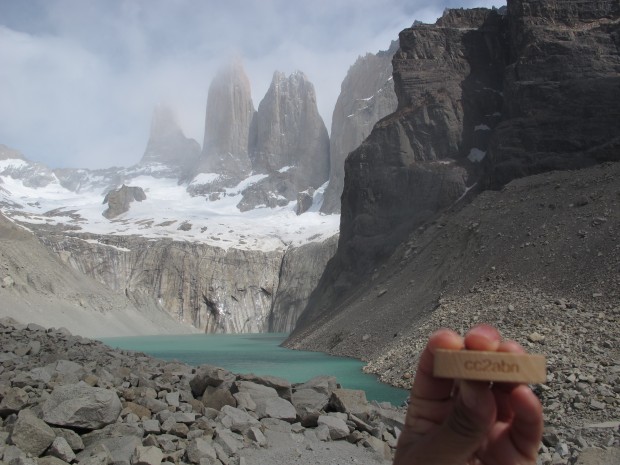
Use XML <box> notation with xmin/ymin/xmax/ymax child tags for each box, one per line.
<box><xmin>0</xmin><ymin>46</ymin><xmax>397</xmax><ymax>336</ymax></box>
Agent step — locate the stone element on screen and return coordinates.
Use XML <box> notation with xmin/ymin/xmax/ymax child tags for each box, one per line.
<box><xmin>190</xmin><ymin>365</ymin><xmax>234</xmax><ymax>397</ymax></box>
<box><xmin>0</xmin><ymin>386</ymin><xmax>29</xmax><ymax>416</ymax></box>
<box><xmin>317</xmin><ymin>415</ymin><xmax>350</xmax><ymax>440</ymax></box>
<box><xmin>329</xmin><ymin>389</ymin><xmax>370</xmax><ymax>420</ymax></box>
<box><xmin>185</xmin><ymin>437</ymin><xmax>217</xmax><ymax>464</ymax></box>
<box><xmin>232</xmin><ymin>381</ymin><xmax>279</xmax><ymax>403</ymax></box>
<box><xmin>214</xmin><ymin>428</ymin><xmax>243</xmax><ymax>456</ymax></box>
<box><xmin>10</xmin><ymin>409</ymin><xmax>56</xmax><ymax>456</ymax></box>
<box><xmin>52</xmin><ymin>428</ymin><xmax>85</xmax><ymax>452</ymax></box>
<box><xmin>42</xmin><ymin>383</ymin><xmax>122</xmax><ymax>429</ymax></box>
<box><xmin>291</xmin><ymin>388</ymin><xmax>329</xmax><ymax>423</ymax></box>
<box><xmin>78</xmin><ymin>436</ymin><xmax>141</xmax><ymax>465</ymax></box>
<box><xmin>38</xmin><ymin>458</ymin><xmax>72</xmax><ymax>465</ymax></box>
<box><xmin>131</xmin><ymin>446</ymin><xmax>164</xmax><ymax>465</ymax></box>
<box><xmin>121</xmin><ymin>401</ymin><xmax>152</xmax><ymax>419</ymax></box>
<box><xmin>201</xmin><ymin>386</ymin><xmax>237</xmax><ymax>410</ymax></box>
<box><xmin>295</xmin><ymin>376</ymin><xmax>338</xmax><ymax>396</ymax></box>
<box><xmin>246</xmin><ymin>426</ymin><xmax>267</xmax><ymax>446</ymax></box>
<box><xmin>237</xmin><ymin>374</ymin><xmax>292</xmax><ymax>401</ymax></box>
<box><xmin>574</xmin><ymin>447</ymin><xmax>620</xmax><ymax>465</ymax></box>
<box><xmin>218</xmin><ymin>405</ymin><xmax>260</xmax><ymax>434</ymax></box>
<box><xmin>103</xmin><ymin>185</ymin><xmax>147</xmax><ymax>219</ymax></box>
<box><xmin>75</xmin><ymin>443</ymin><xmax>113</xmax><ymax>465</ymax></box>
<box><xmin>165</xmin><ymin>391</ymin><xmax>180</xmax><ymax>407</ymax></box>
<box><xmin>232</xmin><ymin>392</ymin><xmax>256</xmax><ymax>411</ymax></box>
<box><xmin>254</xmin><ymin>397</ymin><xmax>297</xmax><ymax>422</ymax></box>
<box><xmin>47</xmin><ymin>437</ymin><xmax>76</xmax><ymax>463</ymax></box>
<box><xmin>363</xmin><ymin>435</ymin><xmax>392</xmax><ymax>461</ymax></box>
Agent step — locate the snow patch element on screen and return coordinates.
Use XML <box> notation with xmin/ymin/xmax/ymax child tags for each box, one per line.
<box><xmin>468</xmin><ymin>148</ymin><xmax>487</xmax><ymax>163</ymax></box>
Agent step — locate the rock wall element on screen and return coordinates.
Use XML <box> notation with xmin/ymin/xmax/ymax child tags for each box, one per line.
<box><xmin>198</xmin><ymin>59</ymin><xmax>255</xmax><ymax>181</ymax></box>
<box><xmin>321</xmin><ymin>42</ymin><xmax>399</xmax><ymax>214</ymax></box>
<box><xmin>139</xmin><ymin>104</ymin><xmax>201</xmax><ymax>178</ymax></box>
<box><xmin>38</xmin><ymin>232</ymin><xmax>336</xmax><ymax>334</ymax></box>
<box><xmin>488</xmin><ymin>0</ymin><xmax>620</xmax><ymax>186</ymax></box>
<box><xmin>290</xmin><ymin>1</ymin><xmax>620</xmax><ymax>341</ymax></box>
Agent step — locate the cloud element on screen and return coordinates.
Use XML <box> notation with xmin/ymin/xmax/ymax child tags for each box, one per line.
<box><xmin>0</xmin><ymin>0</ymin><xmax>506</xmax><ymax>169</ymax></box>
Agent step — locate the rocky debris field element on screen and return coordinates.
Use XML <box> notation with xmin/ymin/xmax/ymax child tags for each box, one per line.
<box><xmin>0</xmin><ymin>319</ymin><xmax>402</xmax><ymax>465</ymax></box>
<box><xmin>366</xmin><ymin>282</ymin><xmax>620</xmax><ymax>465</ymax></box>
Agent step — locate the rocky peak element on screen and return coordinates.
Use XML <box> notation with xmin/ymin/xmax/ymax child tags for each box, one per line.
<box><xmin>237</xmin><ymin>71</ymin><xmax>329</xmax><ymax>211</ymax></box>
<box><xmin>321</xmin><ymin>41</ymin><xmax>399</xmax><ymax>214</ymax></box>
<box><xmin>250</xmin><ymin>70</ymin><xmax>329</xmax><ymax>187</ymax></box>
<box><xmin>0</xmin><ymin>144</ymin><xmax>26</xmax><ymax>161</ymax></box>
<box><xmin>198</xmin><ymin>59</ymin><xmax>255</xmax><ymax>181</ymax></box>
<box><xmin>139</xmin><ymin>104</ymin><xmax>201</xmax><ymax>177</ymax></box>
<box><xmin>102</xmin><ymin>184</ymin><xmax>146</xmax><ymax>219</ymax></box>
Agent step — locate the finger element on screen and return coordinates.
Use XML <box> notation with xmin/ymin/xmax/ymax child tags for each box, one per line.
<box><xmin>493</xmin><ymin>340</ymin><xmax>528</xmax><ymax>421</ymax></box>
<box><xmin>464</xmin><ymin>324</ymin><xmax>502</xmax><ymax>351</ymax></box>
<box><xmin>509</xmin><ymin>384</ymin><xmax>544</xmax><ymax>460</ymax></box>
<box><xmin>412</xmin><ymin>379</ymin><xmax>496</xmax><ymax>464</ymax></box>
<box><xmin>410</xmin><ymin>328</ymin><xmax>463</xmax><ymax>402</ymax></box>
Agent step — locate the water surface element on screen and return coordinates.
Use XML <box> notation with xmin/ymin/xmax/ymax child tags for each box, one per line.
<box><xmin>102</xmin><ymin>333</ymin><xmax>408</xmax><ymax>406</ymax></box>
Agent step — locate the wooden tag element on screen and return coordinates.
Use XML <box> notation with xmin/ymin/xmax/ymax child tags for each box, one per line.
<box><xmin>433</xmin><ymin>349</ymin><xmax>546</xmax><ymax>383</ymax></box>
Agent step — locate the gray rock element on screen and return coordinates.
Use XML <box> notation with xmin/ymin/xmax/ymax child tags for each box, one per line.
<box><xmin>317</xmin><ymin>415</ymin><xmax>350</xmax><ymax>440</ymax></box>
<box><xmin>0</xmin><ymin>386</ymin><xmax>29</xmax><ymax>416</ymax></box>
<box><xmin>42</xmin><ymin>383</ymin><xmax>122</xmax><ymax>429</ymax></box>
<box><xmin>214</xmin><ymin>428</ymin><xmax>243</xmax><ymax>456</ymax></box>
<box><xmin>38</xmin><ymin>457</ymin><xmax>72</xmax><ymax>465</ymax></box>
<box><xmin>10</xmin><ymin>409</ymin><xmax>56</xmax><ymax>456</ymax></box>
<box><xmin>78</xmin><ymin>436</ymin><xmax>141</xmax><ymax>465</ymax></box>
<box><xmin>185</xmin><ymin>438</ymin><xmax>218</xmax><ymax>464</ymax></box>
<box><xmin>52</xmin><ymin>427</ymin><xmax>85</xmax><ymax>452</ymax></box>
<box><xmin>190</xmin><ymin>365</ymin><xmax>234</xmax><ymax>397</ymax></box>
<box><xmin>46</xmin><ymin>437</ymin><xmax>76</xmax><ymax>463</ymax></box>
<box><xmin>574</xmin><ymin>447</ymin><xmax>620</xmax><ymax>465</ymax></box>
<box><xmin>295</xmin><ymin>376</ymin><xmax>338</xmax><ymax>396</ymax></box>
<box><xmin>237</xmin><ymin>374</ymin><xmax>292</xmax><ymax>401</ymax></box>
<box><xmin>131</xmin><ymin>445</ymin><xmax>164</xmax><ymax>465</ymax></box>
<box><xmin>103</xmin><ymin>185</ymin><xmax>147</xmax><ymax>219</ymax></box>
<box><xmin>75</xmin><ymin>443</ymin><xmax>113</xmax><ymax>465</ymax></box>
<box><xmin>218</xmin><ymin>405</ymin><xmax>260</xmax><ymax>434</ymax></box>
<box><xmin>329</xmin><ymin>389</ymin><xmax>370</xmax><ymax>420</ymax></box>
<box><xmin>254</xmin><ymin>397</ymin><xmax>297</xmax><ymax>422</ymax></box>
<box><xmin>201</xmin><ymin>386</ymin><xmax>237</xmax><ymax>411</ymax></box>
<box><xmin>232</xmin><ymin>381</ymin><xmax>279</xmax><ymax>403</ymax></box>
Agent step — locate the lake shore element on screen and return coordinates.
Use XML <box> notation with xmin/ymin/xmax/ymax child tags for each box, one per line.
<box><xmin>0</xmin><ymin>318</ymin><xmax>401</xmax><ymax>464</ymax></box>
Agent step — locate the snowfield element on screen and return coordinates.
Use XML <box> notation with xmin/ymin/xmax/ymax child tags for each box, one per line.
<box><xmin>0</xmin><ymin>158</ymin><xmax>340</xmax><ymax>252</ymax></box>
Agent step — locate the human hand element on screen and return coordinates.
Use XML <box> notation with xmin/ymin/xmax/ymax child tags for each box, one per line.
<box><xmin>393</xmin><ymin>325</ymin><xmax>543</xmax><ymax>465</ymax></box>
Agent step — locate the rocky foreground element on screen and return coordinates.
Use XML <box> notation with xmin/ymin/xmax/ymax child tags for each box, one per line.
<box><xmin>0</xmin><ymin>319</ymin><xmax>402</xmax><ymax>465</ymax></box>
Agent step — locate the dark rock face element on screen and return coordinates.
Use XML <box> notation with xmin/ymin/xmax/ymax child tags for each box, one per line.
<box><xmin>197</xmin><ymin>60</ymin><xmax>255</xmax><ymax>182</ymax></box>
<box><xmin>240</xmin><ymin>71</ymin><xmax>330</xmax><ymax>211</ymax></box>
<box><xmin>291</xmin><ymin>1</ymin><xmax>620</xmax><ymax>338</ymax></box>
<box><xmin>102</xmin><ymin>185</ymin><xmax>146</xmax><ymax>219</ymax></box>
<box><xmin>321</xmin><ymin>42</ymin><xmax>399</xmax><ymax>214</ymax></box>
<box><xmin>251</xmin><ymin>71</ymin><xmax>330</xmax><ymax>187</ymax></box>
<box><xmin>138</xmin><ymin>104</ymin><xmax>201</xmax><ymax>178</ymax></box>
<box><xmin>488</xmin><ymin>0</ymin><xmax>620</xmax><ymax>186</ymax></box>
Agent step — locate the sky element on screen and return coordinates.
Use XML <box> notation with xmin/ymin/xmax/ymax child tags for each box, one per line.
<box><xmin>0</xmin><ymin>0</ymin><xmax>506</xmax><ymax>170</ymax></box>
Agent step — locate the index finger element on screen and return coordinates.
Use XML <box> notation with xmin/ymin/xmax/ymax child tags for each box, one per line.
<box><xmin>410</xmin><ymin>329</ymin><xmax>464</xmax><ymax>401</ymax></box>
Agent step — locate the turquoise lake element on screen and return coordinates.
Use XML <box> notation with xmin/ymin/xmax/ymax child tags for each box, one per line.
<box><xmin>102</xmin><ymin>333</ymin><xmax>408</xmax><ymax>406</ymax></box>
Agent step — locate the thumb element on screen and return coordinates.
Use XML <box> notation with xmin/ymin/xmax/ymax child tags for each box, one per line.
<box><xmin>417</xmin><ymin>381</ymin><xmax>496</xmax><ymax>464</ymax></box>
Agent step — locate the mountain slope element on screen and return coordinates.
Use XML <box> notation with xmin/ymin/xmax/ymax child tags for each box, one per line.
<box><xmin>0</xmin><ymin>212</ymin><xmax>194</xmax><ymax>337</ymax></box>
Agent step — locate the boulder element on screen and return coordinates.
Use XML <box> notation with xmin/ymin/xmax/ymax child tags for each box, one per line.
<box><xmin>131</xmin><ymin>445</ymin><xmax>164</xmax><ymax>465</ymax></box>
<box><xmin>190</xmin><ymin>365</ymin><xmax>234</xmax><ymax>397</ymax></box>
<box><xmin>291</xmin><ymin>388</ymin><xmax>329</xmax><ymax>424</ymax></box>
<box><xmin>232</xmin><ymin>381</ymin><xmax>279</xmax><ymax>403</ymax></box>
<box><xmin>329</xmin><ymin>389</ymin><xmax>370</xmax><ymax>420</ymax></box>
<box><xmin>317</xmin><ymin>415</ymin><xmax>350</xmax><ymax>440</ymax></box>
<box><xmin>237</xmin><ymin>373</ymin><xmax>292</xmax><ymax>401</ymax></box>
<box><xmin>185</xmin><ymin>437</ymin><xmax>218</xmax><ymax>464</ymax></box>
<box><xmin>0</xmin><ymin>386</ymin><xmax>29</xmax><ymax>416</ymax></box>
<box><xmin>295</xmin><ymin>375</ymin><xmax>338</xmax><ymax>396</ymax></box>
<box><xmin>10</xmin><ymin>409</ymin><xmax>56</xmax><ymax>456</ymax></box>
<box><xmin>218</xmin><ymin>405</ymin><xmax>260</xmax><ymax>434</ymax></box>
<box><xmin>201</xmin><ymin>386</ymin><xmax>237</xmax><ymax>410</ymax></box>
<box><xmin>42</xmin><ymin>383</ymin><xmax>122</xmax><ymax>429</ymax></box>
<box><xmin>254</xmin><ymin>397</ymin><xmax>297</xmax><ymax>422</ymax></box>
<box><xmin>46</xmin><ymin>437</ymin><xmax>76</xmax><ymax>463</ymax></box>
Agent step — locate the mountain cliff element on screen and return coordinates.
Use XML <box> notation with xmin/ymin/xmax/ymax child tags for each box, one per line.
<box><xmin>287</xmin><ymin>0</ymin><xmax>620</xmax><ymax>354</ymax></box>
<box><xmin>196</xmin><ymin>59</ymin><xmax>255</xmax><ymax>185</ymax></box>
<box><xmin>0</xmin><ymin>212</ymin><xmax>192</xmax><ymax>337</ymax></box>
<box><xmin>321</xmin><ymin>41</ymin><xmax>399</xmax><ymax>214</ymax></box>
<box><xmin>139</xmin><ymin>104</ymin><xmax>201</xmax><ymax>178</ymax></box>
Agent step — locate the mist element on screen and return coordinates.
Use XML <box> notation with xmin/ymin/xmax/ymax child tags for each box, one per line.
<box><xmin>0</xmin><ymin>0</ymin><xmax>506</xmax><ymax>170</ymax></box>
